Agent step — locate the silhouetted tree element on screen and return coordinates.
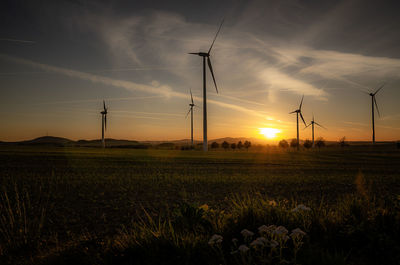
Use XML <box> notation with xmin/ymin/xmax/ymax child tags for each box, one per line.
<box><xmin>222</xmin><ymin>141</ymin><xmax>229</xmax><ymax>151</ymax></box>
<box><xmin>315</xmin><ymin>137</ymin><xmax>325</xmax><ymax>149</ymax></box>
<box><xmin>244</xmin><ymin>140</ymin><xmax>251</xmax><ymax>151</ymax></box>
<box><xmin>339</xmin><ymin>136</ymin><xmax>348</xmax><ymax>147</ymax></box>
<box><xmin>278</xmin><ymin>139</ymin><xmax>289</xmax><ymax>148</ymax></box>
<box><xmin>290</xmin><ymin>139</ymin><xmax>298</xmax><ymax>148</ymax></box>
<box><xmin>231</xmin><ymin>143</ymin><xmax>236</xmax><ymax>150</ymax></box>
<box><xmin>397</xmin><ymin>141</ymin><xmax>400</xmax><ymax>149</ymax></box>
<box><xmin>211</xmin><ymin>142</ymin><xmax>219</xmax><ymax>149</ymax></box>
<box><xmin>303</xmin><ymin>139</ymin><xmax>312</xmax><ymax>149</ymax></box>
<box><xmin>237</xmin><ymin>141</ymin><xmax>243</xmax><ymax>150</ymax></box>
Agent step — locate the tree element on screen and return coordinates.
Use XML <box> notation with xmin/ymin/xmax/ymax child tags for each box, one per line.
<box><xmin>231</xmin><ymin>143</ymin><xmax>236</xmax><ymax>150</ymax></box>
<box><xmin>315</xmin><ymin>137</ymin><xmax>325</xmax><ymax>149</ymax></box>
<box><xmin>244</xmin><ymin>140</ymin><xmax>251</xmax><ymax>151</ymax></box>
<box><xmin>290</xmin><ymin>139</ymin><xmax>298</xmax><ymax>148</ymax></box>
<box><xmin>303</xmin><ymin>139</ymin><xmax>312</xmax><ymax>149</ymax></box>
<box><xmin>339</xmin><ymin>136</ymin><xmax>348</xmax><ymax>147</ymax></box>
<box><xmin>278</xmin><ymin>139</ymin><xmax>289</xmax><ymax>148</ymax></box>
<box><xmin>222</xmin><ymin>141</ymin><xmax>229</xmax><ymax>151</ymax></box>
<box><xmin>211</xmin><ymin>142</ymin><xmax>219</xmax><ymax>149</ymax></box>
<box><xmin>237</xmin><ymin>141</ymin><xmax>243</xmax><ymax>150</ymax></box>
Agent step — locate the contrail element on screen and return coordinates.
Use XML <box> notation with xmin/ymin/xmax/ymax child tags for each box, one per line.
<box><xmin>0</xmin><ymin>54</ymin><xmax>271</xmax><ymax>120</ymax></box>
<box><xmin>0</xmin><ymin>38</ymin><xmax>36</xmax><ymax>44</ymax></box>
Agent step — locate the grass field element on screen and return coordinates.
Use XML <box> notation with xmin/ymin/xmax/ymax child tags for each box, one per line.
<box><xmin>1</xmin><ymin>145</ymin><xmax>400</xmax><ymax>264</ymax></box>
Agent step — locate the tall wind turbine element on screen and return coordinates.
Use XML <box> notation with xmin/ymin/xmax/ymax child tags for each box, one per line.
<box><xmin>189</xmin><ymin>19</ymin><xmax>224</xmax><ymax>151</ymax></box>
<box><xmin>186</xmin><ymin>89</ymin><xmax>196</xmax><ymax>147</ymax></box>
<box><xmin>290</xmin><ymin>95</ymin><xmax>307</xmax><ymax>150</ymax></box>
<box><xmin>305</xmin><ymin>114</ymin><xmax>326</xmax><ymax>147</ymax></box>
<box><xmin>100</xmin><ymin>100</ymin><xmax>108</xmax><ymax>148</ymax></box>
<box><xmin>368</xmin><ymin>83</ymin><xmax>385</xmax><ymax>144</ymax></box>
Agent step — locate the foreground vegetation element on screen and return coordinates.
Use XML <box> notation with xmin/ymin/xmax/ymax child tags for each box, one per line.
<box><xmin>0</xmin><ymin>145</ymin><xmax>399</xmax><ymax>264</ymax></box>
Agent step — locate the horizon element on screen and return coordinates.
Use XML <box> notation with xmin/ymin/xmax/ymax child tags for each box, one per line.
<box><xmin>1</xmin><ymin>1</ymin><xmax>400</xmax><ymax>142</ymax></box>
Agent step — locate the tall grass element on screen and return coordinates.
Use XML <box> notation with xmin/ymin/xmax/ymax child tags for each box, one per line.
<box><xmin>0</xmin><ymin>180</ymin><xmax>53</xmax><ymax>263</ymax></box>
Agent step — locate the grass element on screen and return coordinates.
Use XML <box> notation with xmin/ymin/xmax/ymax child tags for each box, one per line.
<box><xmin>0</xmin><ymin>145</ymin><xmax>399</xmax><ymax>264</ymax></box>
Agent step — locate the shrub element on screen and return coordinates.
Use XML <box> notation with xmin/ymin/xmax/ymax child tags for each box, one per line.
<box><xmin>278</xmin><ymin>139</ymin><xmax>289</xmax><ymax>148</ymax></box>
<box><xmin>303</xmin><ymin>139</ymin><xmax>312</xmax><ymax>149</ymax></box>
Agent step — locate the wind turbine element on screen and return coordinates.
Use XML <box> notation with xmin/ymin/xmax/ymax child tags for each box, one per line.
<box><xmin>186</xmin><ymin>89</ymin><xmax>196</xmax><ymax>147</ymax></box>
<box><xmin>100</xmin><ymin>100</ymin><xmax>108</xmax><ymax>148</ymax></box>
<box><xmin>189</xmin><ymin>19</ymin><xmax>224</xmax><ymax>151</ymax></box>
<box><xmin>290</xmin><ymin>95</ymin><xmax>307</xmax><ymax>150</ymax></box>
<box><xmin>367</xmin><ymin>83</ymin><xmax>385</xmax><ymax>144</ymax></box>
<box><xmin>305</xmin><ymin>114</ymin><xmax>326</xmax><ymax>147</ymax></box>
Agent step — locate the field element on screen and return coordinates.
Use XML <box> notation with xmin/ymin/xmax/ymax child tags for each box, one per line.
<box><xmin>1</xmin><ymin>145</ymin><xmax>400</xmax><ymax>264</ymax></box>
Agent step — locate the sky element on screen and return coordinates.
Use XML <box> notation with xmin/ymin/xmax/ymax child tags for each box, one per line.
<box><xmin>1</xmin><ymin>0</ymin><xmax>400</xmax><ymax>142</ymax></box>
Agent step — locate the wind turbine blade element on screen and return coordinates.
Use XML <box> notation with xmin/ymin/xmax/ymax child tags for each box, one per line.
<box><xmin>300</xmin><ymin>112</ymin><xmax>306</xmax><ymax>126</ymax></box>
<box><xmin>207</xmin><ymin>57</ymin><xmax>218</xmax><ymax>93</ymax></box>
<box><xmin>289</xmin><ymin>110</ymin><xmax>297</xmax><ymax>114</ymax></box>
<box><xmin>299</xmin><ymin>95</ymin><xmax>304</xmax><ymax>110</ymax></box>
<box><xmin>190</xmin><ymin>89</ymin><xmax>194</xmax><ymax>104</ymax></box>
<box><xmin>208</xmin><ymin>18</ymin><xmax>224</xmax><ymax>54</ymax></box>
<box><xmin>373</xmin><ymin>83</ymin><xmax>385</xmax><ymax>95</ymax></box>
<box><xmin>185</xmin><ymin>108</ymin><xmax>191</xmax><ymax>118</ymax></box>
<box><xmin>315</xmin><ymin>122</ymin><xmax>326</xmax><ymax>129</ymax></box>
<box><xmin>103</xmin><ymin>100</ymin><xmax>106</xmax><ymax>110</ymax></box>
<box><xmin>374</xmin><ymin>96</ymin><xmax>381</xmax><ymax>117</ymax></box>
<box><xmin>188</xmin><ymin>52</ymin><xmax>200</xmax><ymax>55</ymax></box>
<box><xmin>304</xmin><ymin>123</ymin><xmax>311</xmax><ymax>129</ymax></box>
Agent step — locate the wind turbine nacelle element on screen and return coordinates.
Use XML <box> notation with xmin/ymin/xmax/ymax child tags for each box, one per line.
<box><xmin>198</xmin><ymin>52</ymin><xmax>209</xmax><ymax>57</ymax></box>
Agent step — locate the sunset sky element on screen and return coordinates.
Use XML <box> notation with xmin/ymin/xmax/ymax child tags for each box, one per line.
<box><xmin>1</xmin><ymin>0</ymin><xmax>399</xmax><ymax>142</ymax></box>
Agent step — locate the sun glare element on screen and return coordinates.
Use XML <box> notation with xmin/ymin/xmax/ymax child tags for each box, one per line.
<box><xmin>259</xmin><ymin>128</ymin><xmax>281</xmax><ymax>139</ymax></box>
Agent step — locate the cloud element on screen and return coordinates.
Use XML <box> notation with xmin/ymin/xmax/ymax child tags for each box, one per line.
<box><xmin>0</xmin><ymin>54</ymin><xmax>271</xmax><ymax>120</ymax></box>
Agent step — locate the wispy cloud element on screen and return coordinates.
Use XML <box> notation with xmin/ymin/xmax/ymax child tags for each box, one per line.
<box><xmin>0</xmin><ymin>54</ymin><xmax>271</xmax><ymax>120</ymax></box>
<box><xmin>0</xmin><ymin>38</ymin><xmax>36</xmax><ymax>44</ymax></box>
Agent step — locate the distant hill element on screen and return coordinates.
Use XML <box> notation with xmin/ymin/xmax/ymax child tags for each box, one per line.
<box><xmin>20</xmin><ymin>136</ymin><xmax>75</xmax><ymax>146</ymax></box>
<box><xmin>0</xmin><ymin>136</ymin><xmax>397</xmax><ymax>148</ymax></box>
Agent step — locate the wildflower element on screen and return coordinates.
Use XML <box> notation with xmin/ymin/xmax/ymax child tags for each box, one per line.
<box><xmin>273</xmin><ymin>226</ymin><xmax>288</xmax><ymax>236</ymax></box>
<box><xmin>208</xmin><ymin>234</ymin><xmax>223</xmax><ymax>245</ymax></box>
<box><xmin>250</xmin><ymin>237</ymin><xmax>268</xmax><ymax>248</ymax></box>
<box><xmin>291</xmin><ymin>204</ymin><xmax>311</xmax><ymax>212</ymax></box>
<box><xmin>199</xmin><ymin>204</ymin><xmax>209</xmax><ymax>211</ymax></box>
<box><xmin>238</xmin><ymin>244</ymin><xmax>250</xmax><ymax>253</ymax></box>
<box><xmin>290</xmin><ymin>228</ymin><xmax>306</xmax><ymax>237</ymax></box>
<box><xmin>268</xmin><ymin>200</ymin><xmax>277</xmax><ymax>207</ymax></box>
<box><xmin>269</xmin><ymin>240</ymin><xmax>279</xmax><ymax>248</ymax></box>
<box><xmin>241</xmin><ymin>229</ymin><xmax>254</xmax><ymax>238</ymax></box>
<box><xmin>232</xmin><ymin>238</ymin><xmax>239</xmax><ymax>244</ymax></box>
<box><xmin>258</xmin><ymin>225</ymin><xmax>268</xmax><ymax>233</ymax></box>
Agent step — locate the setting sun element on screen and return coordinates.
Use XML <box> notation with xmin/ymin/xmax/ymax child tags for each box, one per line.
<box><xmin>259</xmin><ymin>128</ymin><xmax>281</xmax><ymax>139</ymax></box>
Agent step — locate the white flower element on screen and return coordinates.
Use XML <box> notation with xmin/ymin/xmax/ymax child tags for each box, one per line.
<box><xmin>291</xmin><ymin>204</ymin><xmax>311</xmax><ymax>212</ymax></box>
<box><xmin>290</xmin><ymin>228</ymin><xmax>306</xmax><ymax>237</ymax></box>
<box><xmin>258</xmin><ymin>225</ymin><xmax>268</xmax><ymax>233</ymax></box>
<box><xmin>208</xmin><ymin>234</ymin><xmax>223</xmax><ymax>245</ymax></box>
<box><xmin>269</xmin><ymin>240</ymin><xmax>279</xmax><ymax>248</ymax></box>
<box><xmin>250</xmin><ymin>237</ymin><xmax>268</xmax><ymax>247</ymax></box>
<box><xmin>241</xmin><ymin>229</ymin><xmax>254</xmax><ymax>238</ymax></box>
<box><xmin>238</xmin><ymin>244</ymin><xmax>250</xmax><ymax>253</ymax></box>
<box><xmin>273</xmin><ymin>226</ymin><xmax>288</xmax><ymax>236</ymax></box>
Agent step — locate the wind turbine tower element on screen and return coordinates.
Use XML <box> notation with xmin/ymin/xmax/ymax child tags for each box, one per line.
<box><xmin>186</xmin><ymin>89</ymin><xmax>196</xmax><ymax>147</ymax></box>
<box><xmin>305</xmin><ymin>114</ymin><xmax>326</xmax><ymax>147</ymax></box>
<box><xmin>100</xmin><ymin>100</ymin><xmax>108</xmax><ymax>148</ymax></box>
<box><xmin>189</xmin><ymin>19</ymin><xmax>224</xmax><ymax>151</ymax></box>
<box><xmin>368</xmin><ymin>83</ymin><xmax>385</xmax><ymax>144</ymax></box>
<box><xmin>290</xmin><ymin>95</ymin><xmax>307</xmax><ymax>150</ymax></box>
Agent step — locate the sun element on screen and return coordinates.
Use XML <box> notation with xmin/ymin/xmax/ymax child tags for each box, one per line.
<box><xmin>259</xmin><ymin>128</ymin><xmax>281</xmax><ymax>139</ymax></box>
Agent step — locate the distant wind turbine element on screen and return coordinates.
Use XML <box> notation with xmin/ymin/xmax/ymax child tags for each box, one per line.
<box><xmin>305</xmin><ymin>114</ymin><xmax>326</xmax><ymax>147</ymax></box>
<box><xmin>290</xmin><ymin>95</ymin><xmax>307</xmax><ymax>150</ymax></box>
<box><xmin>186</xmin><ymin>89</ymin><xmax>197</xmax><ymax>147</ymax></box>
<box><xmin>367</xmin><ymin>83</ymin><xmax>385</xmax><ymax>144</ymax></box>
<box><xmin>189</xmin><ymin>19</ymin><xmax>224</xmax><ymax>151</ymax></box>
<box><xmin>100</xmin><ymin>100</ymin><xmax>108</xmax><ymax>148</ymax></box>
